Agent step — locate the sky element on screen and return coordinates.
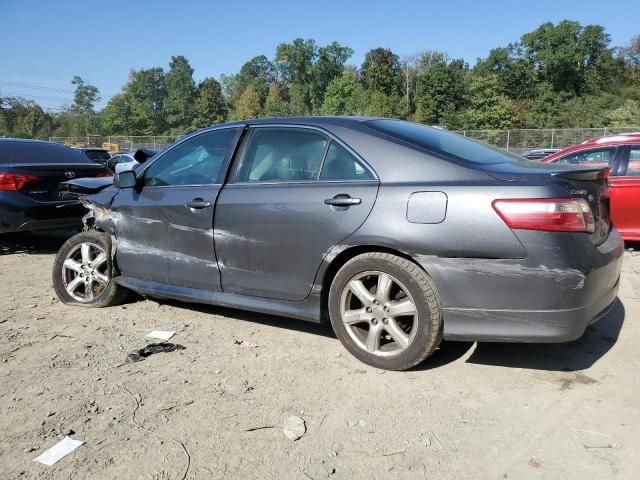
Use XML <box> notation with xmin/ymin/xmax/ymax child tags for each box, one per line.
<box><xmin>1</xmin><ymin>0</ymin><xmax>638</xmax><ymax>111</ymax></box>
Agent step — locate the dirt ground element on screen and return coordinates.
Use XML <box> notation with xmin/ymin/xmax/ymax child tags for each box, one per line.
<box><xmin>1</xmin><ymin>232</ymin><xmax>639</xmax><ymax>480</ymax></box>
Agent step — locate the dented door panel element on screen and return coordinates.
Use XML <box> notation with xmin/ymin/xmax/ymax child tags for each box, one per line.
<box><xmin>109</xmin><ymin>185</ymin><xmax>220</xmax><ymax>289</ymax></box>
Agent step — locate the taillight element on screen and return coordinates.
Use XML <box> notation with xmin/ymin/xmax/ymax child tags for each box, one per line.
<box><xmin>492</xmin><ymin>198</ymin><xmax>595</xmax><ymax>234</ymax></box>
<box><xmin>0</xmin><ymin>172</ymin><xmax>41</xmax><ymax>191</ymax></box>
<box><xmin>96</xmin><ymin>171</ymin><xmax>114</xmax><ymax>177</ymax></box>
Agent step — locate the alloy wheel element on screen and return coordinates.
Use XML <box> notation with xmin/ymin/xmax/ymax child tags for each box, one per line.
<box><xmin>339</xmin><ymin>270</ymin><xmax>418</xmax><ymax>357</ymax></box>
<box><xmin>61</xmin><ymin>242</ymin><xmax>110</xmax><ymax>302</ymax></box>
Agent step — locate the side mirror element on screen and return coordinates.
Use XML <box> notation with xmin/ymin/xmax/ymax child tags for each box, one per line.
<box><xmin>113</xmin><ymin>170</ymin><xmax>138</xmax><ymax>189</ymax></box>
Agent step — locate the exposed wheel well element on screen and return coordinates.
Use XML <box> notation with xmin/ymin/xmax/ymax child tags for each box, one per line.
<box><xmin>320</xmin><ymin>245</ymin><xmax>421</xmax><ymax>322</ymax></box>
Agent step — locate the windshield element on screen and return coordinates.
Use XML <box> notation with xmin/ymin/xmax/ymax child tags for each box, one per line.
<box><xmin>365</xmin><ymin>119</ymin><xmax>522</xmax><ymax>165</ymax></box>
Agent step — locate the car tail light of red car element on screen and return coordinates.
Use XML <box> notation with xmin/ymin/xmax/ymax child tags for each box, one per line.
<box><xmin>492</xmin><ymin>198</ymin><xmax>595</xmax><ymax>234</ymax></box>
<box><xmin>0</xmin><ymin>172</ymin><xmax>41</xmax><ymax>191</ymax></box>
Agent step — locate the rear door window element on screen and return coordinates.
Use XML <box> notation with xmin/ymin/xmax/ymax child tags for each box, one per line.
<box><xmin>626</xmin><ymin>147</ymin><xmax>640</xmax><ymax>176</ymax></box>
<box><xmin>236</xmin><ymin>128</ymin><xmax>328</xmax><ymax>183</ymax></box>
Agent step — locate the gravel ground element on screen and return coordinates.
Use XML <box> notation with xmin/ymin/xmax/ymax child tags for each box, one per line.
<box><xmin>1</xmin><ymin>232</ymin><xmax>639</xmax><ymax>480</ymax></box>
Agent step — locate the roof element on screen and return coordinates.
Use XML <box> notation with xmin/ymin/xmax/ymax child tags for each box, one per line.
<box><xmin>582</xmin><ymin>133</ymin><xmax>640</xmax><ymax>145</ymax></box>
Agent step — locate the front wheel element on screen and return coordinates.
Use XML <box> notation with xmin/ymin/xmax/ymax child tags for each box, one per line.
<box><xmin>52</xmin><ymin>231</ymin><xmax>128</xmax><ymax>307</ymax></box>
<box><xmin>328</xmin><ymin>252</ymin><xmax>443</xmax><ymax>370</ymax></box>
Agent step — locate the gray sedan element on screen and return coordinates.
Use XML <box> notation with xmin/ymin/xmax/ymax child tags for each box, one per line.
<box><xmin>52</xmin><ymin>117</ymin><xmax>622</xmax><ymax>370</ymax></box>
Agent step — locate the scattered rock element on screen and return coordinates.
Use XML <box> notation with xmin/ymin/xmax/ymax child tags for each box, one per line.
<box><xmin>283</xmin><ymin>416</ymin><xmax>306</xmax><ymax>441</ymax></box>
<box><xmin>234</xmin><ymin>339</ymin><xmax>258</xmax><ymax>349</ymax></box>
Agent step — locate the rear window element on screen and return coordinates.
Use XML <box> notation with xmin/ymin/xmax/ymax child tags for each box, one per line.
<box><xmin>365</xmin><ymin>119</ymin><xmax>522</xmax><ymax>165</ymax></box>
<box><xmin>83</xmin><ymin>149</ymin><xmax>111</xmax><ymax>161</ymax></box>
<box><xmin>0</xmin><ymin>141</ymin><xmax>91</xmax><ymax>164</ymax></box>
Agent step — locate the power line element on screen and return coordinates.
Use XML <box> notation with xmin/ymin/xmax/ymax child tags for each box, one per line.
<box><xmin>0</xmin><ymin>81</ymin><xmax>76</xmax><ymax>94</ymax></box>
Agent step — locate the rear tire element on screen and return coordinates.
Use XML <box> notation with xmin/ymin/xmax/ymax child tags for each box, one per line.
<box><xmin>328</xmin><ymin>252</ymin><xmax>443</xmax><ymax>370</ymax></box>
<box><xmin>52</xmin><ymin>231</ymin><xmax>129</xmax><ymax>307</ymax></box>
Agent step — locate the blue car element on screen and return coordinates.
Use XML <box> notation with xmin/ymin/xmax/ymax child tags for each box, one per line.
<box><xmin>0</xmin><ymin>139</ymin><xmax>111</xmax><ymax>234</ymax></box>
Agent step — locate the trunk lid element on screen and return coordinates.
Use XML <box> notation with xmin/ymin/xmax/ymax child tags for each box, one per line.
<box><xmin>483</xmin><ymin>161</ymin><xmax>611</xmax><ymax>245</ymax></box>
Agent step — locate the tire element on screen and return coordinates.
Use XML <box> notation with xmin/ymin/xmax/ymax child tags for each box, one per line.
<box><xmin>328</xmin><ymin>252</ymin><xmax>443</xmax><ymax>370</ymax></box>
<box><xmin>52</xmin><ymin>231</ymin><xmax>129</xmax><ymax>308</ymax></box>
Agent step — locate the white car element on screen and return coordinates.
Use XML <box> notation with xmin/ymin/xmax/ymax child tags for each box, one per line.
<box><xmin>108</xmin><ymin>149</ymin><xmax>158</xmax><ymax>173</ymax></box>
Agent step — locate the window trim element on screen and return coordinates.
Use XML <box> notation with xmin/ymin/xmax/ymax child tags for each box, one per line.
<box><xmin>138</xmin><ymin>125</ymin><xmax>244</xmax><ymax>189</ymax></box>
<box><xmin>621</xmin><ymin>145</ymin><xmax>640</xmax><ymax>177</ymax></box>
<box><xmin>229</xmin><ymin>124</ymin><xmax>378</xmax><ymax>185</ymax></box>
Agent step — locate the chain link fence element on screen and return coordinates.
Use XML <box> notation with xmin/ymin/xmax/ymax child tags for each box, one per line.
<box><xmin>51</xmin><ymin>127</ymin><xmax>640</xmax><ymax>156</ymax></box>
<box><xmin>454</xmin><ymin>127</ymin><xmax>640</xmax><ymax>154</ymax></box>
<box><xmin>49</xmin><ymin>135</ymin><xmax>180</xmax><ymax>152</ymax></box>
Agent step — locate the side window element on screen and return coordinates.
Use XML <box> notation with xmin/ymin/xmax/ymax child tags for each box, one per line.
<box><xmin>551</xmin><ymin>148</ymin><xmax>615</xmax><ymax>168</ymax></box>
<box><xmin>237</xmin><ymin>128</ymin><xmax>328</xmax><ymax>182</ymax></box>
<box><xmin>145</xmin><ymin>129</ymin><xmax>237</xmax><ymax>186</ymax></box>
<box><xmin>320</xmin><ymin>141</ymin><xmax>375</xmax><ymax>181</ymax></box>
<box><xmin>627</xmin><ymin>147</ymin><xmax>640</xmax><ymax>176</ymax></box>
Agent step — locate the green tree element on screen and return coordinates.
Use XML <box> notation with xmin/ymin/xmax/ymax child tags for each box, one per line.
<box><xmin>99</xmin><ymin>92</ymin><xmax>137</xmax><ymax>135</ymax></box>
<box><xmin>231</xmin><ymin>85</ymin><xmax>261</xmax><ymax>120</ymax></box>
<box><xmin>126</xmin><ymin>67</ymin><xmax>167</xmax><ymax>134</ymax></box>
<box><xmin>607</xmin><ymin>99</ymin><xmax>640</xmax><ymax>126</ymax></box>
<box><xmin>458</xmin><ymin>74</ymin><xmax>516</xmax><ymax>129</ymax></box>
<box><xmin>262</xmin><ymin>83</ymin><xmax>290</xmax><ymax>117</ymax></box>
<box><xmin>191</xmin><ymin>78</ymin><xmax>227</xmax><ymax>129</ymax></box>
<box><xmin>274</xmin><ymin>38</ymin><xmax>317</xmax><ymax>114</ymax></box>
<box><xmin>58</xmin><ymin>76</ymin><xmax>101</xmax><ymax>136</ymax></box>
<box><xmin>320</xmin><ymin>69</ymin><xmax>362</xmax><ymax>115</ymax></box>
<box><xmin>414</xmin><ymin>52</ymin><xmax>467</xmax><ymax>125</ymax></box>
<box><xmin>521</xmin><ymin>21</ymin><xmax>618</xmax><ymax>95</ymax></box>
<box><xmin>361</xmin><ymin>48</ymin><xmax>402</xmax><ymax>96</ymax></box>
<box><xmin>311</xmin><ymin>42</ymin><xmax>353</xmax><ymax>111</ymax></box>
<box><xmin>164</xmin><ymin>55</ymin><xmax>196</xmax><ymax>133</ymax></box>
<box><xmin>619</xmin><ymin>35</ymin><xmax>640</xmax><ymax>100</ymax></box>
<box><xmin>0</xmin><ymin>97</ymin><xmax>53</xmax><ymax>138</ymax></box>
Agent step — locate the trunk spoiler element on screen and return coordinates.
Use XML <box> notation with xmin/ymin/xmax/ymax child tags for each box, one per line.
<box><xmin>550</xmin><ymin>167</ymin><xmax>610</xmax><ymax>182</ymax></box>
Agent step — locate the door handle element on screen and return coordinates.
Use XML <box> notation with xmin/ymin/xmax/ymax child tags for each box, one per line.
<box><xmin>185</xmin><ymin>198</ymin><xmax>211</xmax><ymax>209</ymax></box>
<box><xmin>324</xmin><ymin>195</ymin><xmax>361</xmax><ymax>206</ymax></box>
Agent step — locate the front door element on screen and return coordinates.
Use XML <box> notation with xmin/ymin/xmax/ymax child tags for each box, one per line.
<box><xmin>214</xmin><ymin>126</ymin><xmax>379</xmax><ymax>301</ymax></box>
<box><xmin>110</xmin><ymin>127</ymin><xmax>242</xmax><ymax>290</ymax></box>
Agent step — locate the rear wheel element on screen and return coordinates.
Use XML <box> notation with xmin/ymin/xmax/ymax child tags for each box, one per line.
<box><xmin>328</xmin><ymin>252</ymin><xmax>443</xmax><ymax>370</ymax></box>
<box><xmin>52</xmin><ymin>231</ymin><xmax>128</xmax><ymax>307</ymax></box>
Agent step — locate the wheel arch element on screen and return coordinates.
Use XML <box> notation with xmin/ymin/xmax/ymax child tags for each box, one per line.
<box><xmin>318</xmin><ymin>244</ymin><xmax>426</xmax><ymax>322</ymax></box>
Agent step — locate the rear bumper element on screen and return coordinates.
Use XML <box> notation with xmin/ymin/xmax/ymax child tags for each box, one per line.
<box><xmin>416</xmin><ymin>228</ymin><xmax>624</xmax><ymax>342</ymax></box>
<box><xmin>0</xmin><ymin>192</ymin><xmax>84</xmax><ymax>233</ymax></box>
<box><xmin>441</xmin><ymin>276</ymin><xmax>619</xmax><ymax>342</ymax></box>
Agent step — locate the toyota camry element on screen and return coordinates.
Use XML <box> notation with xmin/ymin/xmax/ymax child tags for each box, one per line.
<box><xmin>52</xmin><ymin>117</ymin><xmax>623</xmax><ymax>370</ymax></box>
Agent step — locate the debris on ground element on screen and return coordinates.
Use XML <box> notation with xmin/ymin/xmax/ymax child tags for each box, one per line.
<box><xmin>125</xmin><ymin>342</ymin><xmax>185</xmax><ymax>363</ymax></box>
<box><xmin>33</xmin><ymin>436</ymin><xmax>84</xmax><ymax>465</ymax></box>
<box><xmin>146</xmin><ymin>330</ymin><xmax>176</xmax><ymax>341</ymax></box>
<box><xmin>234</xmin><ymin>339</ymin><xmax>258</xmax><ymax>349</ymax></box>
<box><xmin>283</xmin><ymin>416</ymin><xmax>306</xmax><ymax>441</ymax></box>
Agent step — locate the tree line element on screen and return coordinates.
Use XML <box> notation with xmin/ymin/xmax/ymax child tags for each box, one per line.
<box><xmin>1</xmin><ymin>20</ymin><xmax>639</xmax><ymax>140</ymax></box>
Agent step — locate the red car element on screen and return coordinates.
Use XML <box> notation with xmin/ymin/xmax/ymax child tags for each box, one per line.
<box><xmin>543</xmin><ymin>133</ymin><xmax>640</xmax><ymax>241</ymax></box>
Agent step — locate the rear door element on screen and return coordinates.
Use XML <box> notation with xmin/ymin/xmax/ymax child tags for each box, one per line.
<box><xmin>609</xmin><ymin>145</ymin><xmax>640</xmax><ymax>240</ymax></box>
<box><xmin>214</xmin><ymin>125</ymin><xmax>379</xmax><ymax>301</ymax></box>
<box><xmin>110</xmin><ymin>127</ymin><xmax>242</xmax><ymax>290</ymax></box>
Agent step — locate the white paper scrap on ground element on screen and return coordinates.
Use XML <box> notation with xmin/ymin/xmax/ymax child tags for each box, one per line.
<box><xmin>146</xmin><ymin>330</ymin><xmax>175</xmax><ymax>341</ymax></box>
<box><xmin>33</xmin><ymin>436</ymin><xmax>84</xmax><ymax>466</ymax></box>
